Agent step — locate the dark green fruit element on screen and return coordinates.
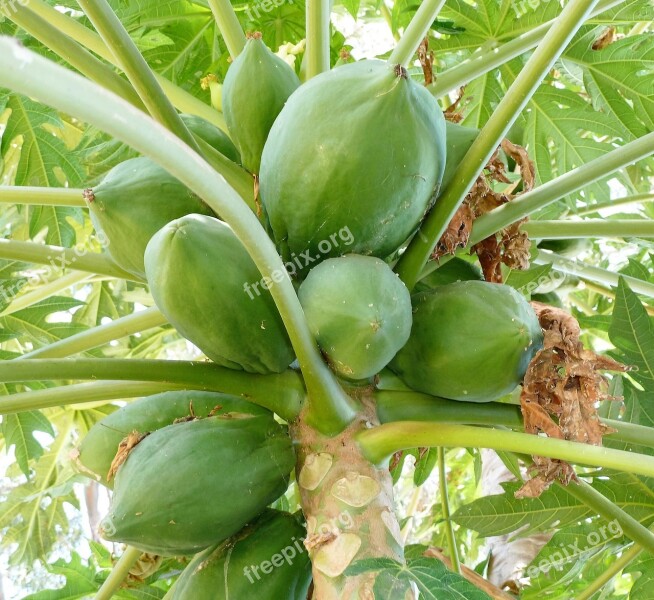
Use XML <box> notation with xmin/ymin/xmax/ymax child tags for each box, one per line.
<box><xmin>74</xmin><ymin>391</ymin><xmax>270</xmax><ymax>487</ymax></box>
<box><xmin>84</xmin><ymin>157</ymin><xmax>214</xmax><ymax>278</ymax></box>
<box><xmin>299</xmin><ymin>255</ymin><xmax>412</xmax><ymax>380</ymax></box>
<box><xmin>390</xmin><ymin>281</ymin><xmax>543</xmax><ymax>402</ymax></box>
<box><xmin>144</xmin><ymin>214</ymin><xmax>295</xmax><ymax>374</ymax></box>
<box><xmin>260</xmin><ymin>60</ymin><xmax>446</xmax><ymax>274</ymax></box>
<box><xmin>441</xmin><ymin>121</ymin><xmax>479</xmax><ymax>193</ymax></box>
<box><xmin>180</xmin><ymin>113</ymin><xmax>240</xmax><ymax>163</ymax></box>
<box><xmin>172</xmin><ymin>509</ymin><xmax>311</xmax><ymax>599</ymax></box>
<box><xmin>223</xmin><ymin>33</ymin><xmax>300</xmax><ymax>174</ymax></box>
<box><xmin>415</xmin><ymin>257</ymin><xmax>483</xmax><ymax>291</ymax></box>
<box><xmin>539</xmin><ymin>238</ymin><xmax>593</xmax><ymax>258</ymax></box>
<box><xmin>100</xmin><ymin>413</ymin><xmax>295</xmax><ymax>555</ymax></box>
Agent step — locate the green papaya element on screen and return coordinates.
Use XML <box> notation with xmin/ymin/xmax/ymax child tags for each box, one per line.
<box><xmin>100</xmin><ymin>413</ymin><xmax>295</xmax><ymax>555</ymax></box>
<box><xmin>538</xmin><ymin>238</ymin><xmax>593</xmax><ymax>258</ymax></box>
<box><xmin>441</xmin><ymin>121</ymin><xmax>479</xmax><ymax>193</ymax></box>
<box><xmin>172</xmin><ymin>509</ymin><xmax>311</xmax><ymax>599</ymax></box>
<box><xmin>180</xmin><ymin>113</ymin><xmax>240</xmax><ymax>163</ymax></box>
<box><xmin>390</xmin><ymin>281</ymin><xmax>543</xmax><ymax>402</ymax></box>
<box><xmin>84</xmin><ymin>157</ymin><xmax>214</xmax><ymax>278</ymax></box>
<box><xmin>74</xmin><ymin>390</ymin><xmax>270</xmax><ymax>487</ymax></box>
<box><xmin>415</xmin><ymin>257</ymin><xmax>483</xmax><ymax>291</ymax></box>
<box><xmin>144</xmin><ymin>214</ymin><xmax>295</xmax><ymax>374</ymax></box>
<box><xmin>223</xmin><ymin>33</ymin><xmax>300</xmax><ymax>174</ymax></box>
<box><xmin>298</xmin><ymin>255</ymin><xmax>412</xmax><ymax>380</ymax></box>
<box><xmin>259</xmin><ymin>60</ymin><xmax>446</xmax><ymax>275</ymax></box>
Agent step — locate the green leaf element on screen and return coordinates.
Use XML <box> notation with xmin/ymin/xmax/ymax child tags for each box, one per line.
<box><xmin>626</xmin><ymin>552</ymin><xmax>654</xmax><ymax>600</ymax></box>
<box><xmin>504</xmin><ymin>263</ymin><xmax>553</xmax><ymax>296</ymax></box>
<box><xmin>1</xmin><ymin>410</ymin><xmax>54</xmax><ymax>476</ymax></box>
<box><xmin>22</xmin><ymin>553</ymin><xmax>99</xmax><ymax>600</ymax></box>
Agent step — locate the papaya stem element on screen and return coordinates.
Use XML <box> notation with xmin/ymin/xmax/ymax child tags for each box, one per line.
<box><xmin>395</xmin><ymin>0</ymin><xmax>602</xmax><ymax>290</ymax></box>
<box><xmin>0</xmin><ymin>38</ymin><xmax>356</xmax><ymax>435</ymax></box>
<box><xmin>95</xmin><ymin>545</ymin><xmax>142</xmax><ymax>600</ymax></box>
<box><xmin>306</xmin><ymin>0</ymin><xmax>331</xmax><ymax>78</ymax></box>
<box><xmin>428</xmin><ymin>0</ymin><xmax>624</xmax><ymax>98</ymax></box>
<box><xmin>8</xmin><ymin>3</ymin><xmax>145</xmax><ymax>110</ymax></box>
<box><xmin>357</xmin><ymin>422</ymin><xmax>654</xmax><ymax>480</ymax></box>
<box><xmin>18</xmin><ymin>306</ymin><xmax>167</xmax><ymax>359</ymax></box>
<box><xmin>207</xmin><ymin>0</ymin><xmax>246</xmax><ymax>58</ymax></box>
<box><xmin>0</xmin><ymin>238</ymin><xmax>140</xmax><ymax>282</ymax></box>
<box><xmin>387</xmin><ymin>0</ymin><xmax>446</xmax><ymax>68</ymax></box>
<box><xmin>438</xmin><ymin>448</ymin><xmax>461</xmax><ymax>574</ymax></box>
<box><xmin>576</xmin><ymin>192</ymin><xmax>654</xmax><ymax>217</ymax></box>
<box><xmin>0</xmin><ymin>359</ymin><xmax>305</xmax><ymax>421</ymax></box>
<box><xmin>0</xmin><ymin>186</ymin><xmax>86</xmax><ymax>207</ymax></box>
<box><xmin>522</xmin><ymin>219</ymin><xmax>654</xmax><ymax>239</ymax></box>
<box><xmin>76</xmin><ymin>0</ymin><xmax>204</xmax><ymax>155</ymax></box>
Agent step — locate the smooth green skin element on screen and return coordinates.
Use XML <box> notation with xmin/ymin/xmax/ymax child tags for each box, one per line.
<box><xmin>76</xmin><ymin>390</ymin><xmax>270</xmax><ymax>487</ymax></box>
<box><xmin>441</xmin><ymin>121</ymin><xmax>479</xmax><ymax>194</ymax></box>
<box><xmin>298</xmin><ymin>255</ymin><xmax>412</xmax><ymax>380</ymax></box>
<box><xmin>390</xmin><ymin>281</ymin><xmax>544</xmax><ymax>402</ymax></box>
<box><xmin>223</xmin><ymin>37</ymin><xmax>300</xmax><ymax>174</ymax></box>
<box><xmin>259</xmin><ymin>60</ymin><xmax>446</xmax><ymax>275</ymax></box>
<box><xmin>144</xmin><ymin>214</ymin><xmax>295</xmax><ymax>374</ymax></box>
<box><xmin>415</xmin><ymin>257</ymin><xmax>483</xmax><ymax>291</ymax></box>
<box><xmin>180</xmin><ymin>113</ymin><xmax>241</xmax><ymax>163</ymax></box>
<box><xmin>101</xmin><ymin>414</ymin><xmax>295</xmax><ymax>555</ymax></box>
<box><xmin>86</xmin><ymin>157</ymin><xmax>214</xmax><ymax>278</ymax></box>
<box><xmin>172</xmin><ymin>509</ymin><xmax>311</xmax><ymax>600</ymax></box>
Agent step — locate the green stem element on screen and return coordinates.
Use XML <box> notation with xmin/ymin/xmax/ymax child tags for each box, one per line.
<box><xmin>438</xmin><ymin>447</ymin><xmax>462</xmax><ymax>574</ymax></box>
<box><xmin>428</xmin><ymin>0</ymin><xmax>624</xmax><ymax>98</ymax></box>
<box><xmin>1</xmin><ymin>271</ymin><xmax>92</xmax><ymax>317</ymax></box>
<box><xmin>0</xmin><ymin>239</ymin><xmax>140</xmax><ymax>281</ymax></box>
<box><xmin>76</xmin><ymin>0</ymin><xmax>202</xmax><ymax>154</ymax></box>
<box><xmin>25</xmin><ymin>0</ymin><xmax>227</xmax><ymax>131</ymax></box>
<box><xmin>18</xmin><ymin>306</ymin><xmax>167</xmax><ymax>359</ymax></box>
<box><xmin>95</xmin><ymin>546</ymin><xmax>142</xmax><ymax>600</ymax></box>
<box><xmin>576</xmin><ymin>541</ymin><xmax>643</xmax><ymax>600</ymax></box>
<box><xmin>470</xmin><ymin>132</ymin><xmax>654</xmax><ymax>245</ymax></box>
<box><xmin>523</xmin><ymin>219</ymin><xmax>654</xmax><ymax>239</ymax></box>
<box><xmin>0</xmin><ymin>186</ymin><xmax>86</xmax><ymax>207</ymax></box>
<box><xmin>9</xmin><ymin>3</ymin><xmax>145</xmax><ymax>109</ymax></box>
<box><xmin>356</xmin><ymin>422</ymin><xmax>654</xmax><ymax>478</ymax></box>
<box><xmin>395</xmin><ymin>0</ymin><xmax>601</xmax><ymax>290</ymax></box>
<box><xmin>576</xmin><ymin>193</ymin><xmax>654</xmax><ymax>217</ymax></box>
<box><xmin>207</xmin><ymin>0</ymin><xmax>246</xmax><ymax>58</ymax></box>
<box><xmin>388</xmin><ymin>0</ymin><xmax>446</xmax><ymax>67</ymax></box>
<box><xmin>0</xmin><ymin>359</ymin><xmax>305</xmax><ymax>421</ymax></box>
<box><xmin>563</xmin><ymin>478</ymin><xmax>654</xmax><ymax>555</ymax></box>
<box><xmin>535</xmin><ymin>250</ymin><xmax>654</xmax><ymax>300</ymax></box>
<box><xmin>306</xmin><ymin>0</ymin><xmax>331</xmax><ymax>78</ymax></box>
<box><xmin>0</xmin><ymin>37</ymin><xmax>355</xmax><ymax>434</ymax></box>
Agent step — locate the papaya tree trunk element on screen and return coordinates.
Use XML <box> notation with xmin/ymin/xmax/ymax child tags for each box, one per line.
<box><xmin>291</xmin><ymin>392</ymin><xmax>409</xmax><ymax>599</ymax></box>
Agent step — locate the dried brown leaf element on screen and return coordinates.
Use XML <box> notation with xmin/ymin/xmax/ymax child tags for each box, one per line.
<box><xmin>107</xmin><ymin>431</ymin><xmax>149</xmax><ymax>482</ymax></box>
<box><xmin>418</xmin><ymin>38</ymin><xmax>434</xmax><ymax>86</ymax></box>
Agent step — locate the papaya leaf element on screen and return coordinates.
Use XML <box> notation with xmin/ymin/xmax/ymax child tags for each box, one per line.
<box><xmin>625</xmin><ymin>552</ymin><xmax>654</xmax><ymax>600</ymax></box>
<box><xmin>21</xmin><ymin>552</ymin><xmax>99</xmax><ymax>600</ymax></box>
<box><xmin>609</xmin><ymin>277</ymin><xmax>654</xmax><ymax>390</ymax></box>
<box><xmin>1</xmin><ymin>410</ymin><xmax>54</xmax><ymax>477</ymax></box>
<box><xmin>503</xmin><ymin>263</ymin><xmax>553</xmax><ymax>296</ymax></box>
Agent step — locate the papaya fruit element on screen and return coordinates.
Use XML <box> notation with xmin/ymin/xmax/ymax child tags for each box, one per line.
<box><xmin>222</xmin><ymin>33</ymin><xmax>300</xmax><ymax>174</ymax></box>
<box><xmin>441</xmin><ymin>121</ymin><xmax>479</xmax><ymax>193</ymax></box>
<box><xmin>180</xmin><ymin>113</ymin><xmax>240</xmax><ymax>163</ymax></box>
<box><xmin>298</xmin><ymin>255</ymin><xmax>412</xmax><ymax>380</ymax></box>
<box><xmin>84</xmin><ymin>157</ymin><xmax>214</xmax><ymax>278</ymax></box>
<box><xmin>171</xmin><ymin>509</ymin><xmax>311</xmax><ymax>599</ymax></box>
<box><xmin>74</xmin><ymin>390</ymin><xmax>270</xmax><ymax>487</ymax></box>
<box><xmin>538</xmin><ymin>238</ymin><xmax>592</xmax><ymax>258</ymax></box>
<box><xmin>100</xmin><ymin>413</ymin><xmax>295</xmax><ymax>555</ymax></box>
<box><xmin>415</xmin><ymin>257</ymin><xmax>483</xmax><ymax>291</ymax></box>
<box><xmin>144</xmin><ymin>214</ymin><xmax>295</xmax><ymax>374</ymax></box>
<box><xmin>389</xmin><ymin>281</ymin><xmax>543</xmax><ymax>402</ymax></box>
<box><xmin>259</xmin><ymin>60</ymin><xmax>446</xmax><ymax>275</ymax></box>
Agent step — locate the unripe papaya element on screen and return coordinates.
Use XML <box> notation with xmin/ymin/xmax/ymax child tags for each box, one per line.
<box><xmin>223</xmin><ymin>33</ymin><xmax>300</xmax><ymax>174</ymax></box>
<box><xmin>441</xmin><ymin>121</ymin><xmax>479</xmax><ymax>193</ymax></box>
<box><xmin>259</xmin><ymin>60</ymin><xmax>446</xmax><ymax>274</ymax></box>
<box><xmin>180</xmin><ymin>113</ymin><xmax>240</xmax><ymax>163</ymax></box>
<box><xmin>74</xmin><ymin>390</ymin><xmax>270</xmax><ymax>487</ymax></box>
<box><xmin>415</xmin><ymin>257</ymin><xmax>483</xmax><ymax>291</ymax></box>
<box><xmin>144</xmin><ymin>214</ymin><xmax>295</xmax><ymax>374</ymax></box>
<box><xmin>390</xmin><ymin>281</ymin><xmax>543</xmax><ymax>402</ymax></box>
<box><xmin>172</xmin><ymin>509</ymin><xmax>311</xmax><ymax>599</ymax></box>
<box><xmin>84</xmin><ymin>157</ymin><xmax>214</xmax><ymax>278</ymax></box>
<box><xmin>100</xmin><ymin>413</ymin><xmax>295</xmax><ymax>555</ymax></box>
<box><xmin>298</xmin><ymin>255</ymin><xmax>412</xmax><ymax>380</ymax></box>
<box><xmin>538</xmin><ymin>238</ymin><xmax>592</xmax><ymax>258</ymax></box>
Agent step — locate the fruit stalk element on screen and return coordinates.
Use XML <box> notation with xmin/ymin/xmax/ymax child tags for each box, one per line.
<box><xmin>207</xmin><ymin>0</ymin><xmax>247</xmax><ymax>58</ymax></box>
<box><xmin>292</xmin><ymin>394</ymin><xmax>409</xmax><ymax>599</ymax></box>
<box><xmin>95</xmin><ymin>546</ymin><xmax>142</xmax><ymax>600</ymax></box>
<box><xmin>0</xmin><ymin>186</ymin><xmax>86</xmax><ymax>207</ymax></box>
